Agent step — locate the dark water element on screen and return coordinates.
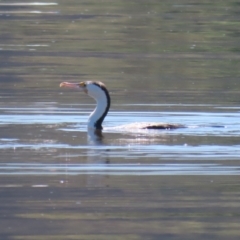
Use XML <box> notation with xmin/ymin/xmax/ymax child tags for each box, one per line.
<box><xmin>1</xmin><ymin>1</ymin><xmax>240</xmax><ymax>239</ymax></box>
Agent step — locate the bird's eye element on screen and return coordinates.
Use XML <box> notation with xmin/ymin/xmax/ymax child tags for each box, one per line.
<box><xmin>79</xmin><ymin>82</ymin><xmax>86</xmax><ymax>87</ymax></box>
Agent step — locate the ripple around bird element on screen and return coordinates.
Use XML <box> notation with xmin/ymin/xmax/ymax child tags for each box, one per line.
<box><xmin>0</xmin><ymin>105</ymin><xmax>240</xmax><ymax>175</ymax></box>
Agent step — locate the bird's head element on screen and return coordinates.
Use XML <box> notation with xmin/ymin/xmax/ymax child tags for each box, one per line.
<box><xmin>60</xmin><ymin>80</ymin><xmax>111</xmax><ymax>130</ymax></box>
<box><xmin>60</xmin><ymin>81</ymin><xmax>109</xmax><ymax>101</ymax></box>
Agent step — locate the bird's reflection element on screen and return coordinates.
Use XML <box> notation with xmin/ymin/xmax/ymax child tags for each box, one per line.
<box><xmin>86</xmin><ymin>129</ymin><xmax>109</xmax><ymax>187</ymax></box>
<box><xmin>87</xmin><ymin>129</ymin><xmax>104</xmax><ymax>145</ymax></box>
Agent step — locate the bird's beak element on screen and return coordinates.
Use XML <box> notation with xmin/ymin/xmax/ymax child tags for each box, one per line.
<box><xmin>60</xmin><ymin>82</ymin><xmax>80</xmax><ymax>89</ymax></box>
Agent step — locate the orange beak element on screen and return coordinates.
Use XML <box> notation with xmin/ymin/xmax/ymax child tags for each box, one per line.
<box><xmin>59</xmin><ymin>82</ymin><xmax>80</xmax><ymax>89</ymax></box>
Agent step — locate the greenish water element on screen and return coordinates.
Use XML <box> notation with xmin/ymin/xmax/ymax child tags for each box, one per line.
<box><xmin>0</xmin><ymin>1</ymin><xmax>240</xmax><ymax>239</ymax></box>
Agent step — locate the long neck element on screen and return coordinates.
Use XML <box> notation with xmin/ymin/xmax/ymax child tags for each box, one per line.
<box><xmin>88</xmin><ymin>91</ymin><xmax>110</xmax><ymax>130</ymax></box>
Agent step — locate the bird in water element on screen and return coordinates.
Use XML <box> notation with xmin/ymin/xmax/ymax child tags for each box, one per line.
<box><xmin>60</xmin><ymin>81</ymin><xmax>184</xmax><ymax>131</ymax></box>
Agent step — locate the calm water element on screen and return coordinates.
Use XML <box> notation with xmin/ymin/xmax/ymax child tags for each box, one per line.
<box><xmin>1</xmin><ymin>1</ymin><xmax>240</xmax><ymax>240</ymax></box>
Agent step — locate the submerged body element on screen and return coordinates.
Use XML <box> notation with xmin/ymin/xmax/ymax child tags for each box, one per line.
<box><xmin>60</xmin><ymin>81</ymin><xmax>184</xmax><ymax>130</ymax></box>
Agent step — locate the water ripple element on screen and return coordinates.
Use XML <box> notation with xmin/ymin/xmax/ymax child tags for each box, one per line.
<box><xmin>0</xmin><ymin>163</ymin><xmax>239</xmax><ymax>176</ymax></box>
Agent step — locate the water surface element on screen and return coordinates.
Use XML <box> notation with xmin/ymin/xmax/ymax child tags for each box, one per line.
<box><xmin>0</xmin><ymin>1</ymin><xmax>240</xmax><ymax>239</ymax></box>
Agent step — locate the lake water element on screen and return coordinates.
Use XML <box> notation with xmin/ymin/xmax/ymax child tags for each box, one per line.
<box><xmin>0</xmin><ymin>1</ymin><xmax>240</xmax><ymax>239</ymax></box>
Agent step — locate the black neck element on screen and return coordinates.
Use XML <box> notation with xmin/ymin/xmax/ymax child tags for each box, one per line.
<box><xmin>94</xmin><ymin>83</ymin><xmax>111</xmax><ymax>130</ymax></box>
